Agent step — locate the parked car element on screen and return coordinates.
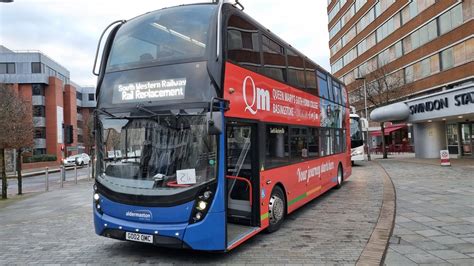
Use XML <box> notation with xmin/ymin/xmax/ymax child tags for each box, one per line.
<box><xmin>63</xmin><ymin>153</ymin><xmax>91</xmax><ymax>166</ymax></box>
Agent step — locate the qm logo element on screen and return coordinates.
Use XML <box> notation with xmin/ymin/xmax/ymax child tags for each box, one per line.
<box><xmin>242</xmin><ymin>76</ymin><xmax>271</xmax><ymax>115</ymax></box>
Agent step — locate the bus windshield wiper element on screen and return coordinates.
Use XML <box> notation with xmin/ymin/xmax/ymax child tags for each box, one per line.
<box><xmin>97</xmin><ymin>108</ymin><xmax>117</xmax><ymax>118</ymax></box>
<box><xmin>136</xmin><ymin>104</ymin><xmax>159</xmax><ymax>116</ymax></box>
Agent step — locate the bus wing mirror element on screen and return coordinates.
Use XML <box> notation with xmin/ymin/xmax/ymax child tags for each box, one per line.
<box><xmin>206</xmin><ymin>112</ymin><xmax>223</xmax><ymax>135</ymax></box>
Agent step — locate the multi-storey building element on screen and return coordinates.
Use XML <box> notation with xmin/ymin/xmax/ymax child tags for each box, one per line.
<box><xmin>327</xmin><ymin>0</ymin><xmax>474</xmax><ymax>158</ymax></box>
<box><xmin>0</xmin><ymin>45</ymin><xmax>96</xmax><ymax>167</ymax></box>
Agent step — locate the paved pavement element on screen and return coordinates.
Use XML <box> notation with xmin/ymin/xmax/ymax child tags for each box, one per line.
<box><xmin>0</xmin><ymin>162</ymin><xmax>384</xmax><ymax>264</ymax></box>
<box><xmin>380</xmin><ymin>159</ymin><xmax>474</xmax><ymax>265</ymax></box>
<box><xmin>0</xmin><ymin>166</ymin><xmax>91</xmax><ymax>195</ymax></box>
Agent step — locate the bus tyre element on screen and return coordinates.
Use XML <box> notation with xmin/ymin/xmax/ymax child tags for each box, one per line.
<box><xmin>266</xmin><ymin>186</ymin><xmax>286</xmax><ymax>233</ymax></box>
<box><xmin>335</xmin><ymin>164</ymin><xmax>343</xmax><ymax>189</ymax></box>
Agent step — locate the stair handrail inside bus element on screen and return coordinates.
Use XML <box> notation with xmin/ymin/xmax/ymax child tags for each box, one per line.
<box><xmin>226</xmin><ymin>175</ymin><xmax>252</xmax><ymax>206</ymax></box>
<box><xmin>92</xmin><ymin>20</ymin><xmax>125</xmax><ymax>76</ymax></box>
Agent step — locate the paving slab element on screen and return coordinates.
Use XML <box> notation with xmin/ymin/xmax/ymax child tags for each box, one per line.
<box><xmin>379</xmin><ymin>159</ymin><xmax>474</xmax><ymax>265</ymax></box>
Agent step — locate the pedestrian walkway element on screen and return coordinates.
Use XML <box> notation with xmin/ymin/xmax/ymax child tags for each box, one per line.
<box><xmin>379</xmin><ymin>159</ymin><xmax>474</xmax><ymax>265</ymax></box>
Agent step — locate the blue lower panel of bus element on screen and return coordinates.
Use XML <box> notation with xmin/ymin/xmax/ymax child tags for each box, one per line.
<box><xmin>94</xmin><ymin>195</ymin><xmax>226</xmax><ymax>251</ymax></box>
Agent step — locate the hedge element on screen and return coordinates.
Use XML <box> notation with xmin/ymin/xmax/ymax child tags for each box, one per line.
<box><xmin>23</xmin><ymin>154</ymin><xmax>57</xmax><ymax>163</ymax></box>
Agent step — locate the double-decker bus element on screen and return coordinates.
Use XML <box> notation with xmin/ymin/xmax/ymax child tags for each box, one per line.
<box><xmin>350</xmin><ymin>114</ymin><xmax>365</xmax><ymax>164</ymax></box>
<box><xmin>92</xmin><ymin>0</ymin><xmax>352</xmax><ymax>252</ymax></box>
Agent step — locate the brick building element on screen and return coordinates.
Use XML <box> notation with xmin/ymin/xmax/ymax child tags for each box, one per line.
<box><xmin>327</xmin><ymin>0</ymin><xmax>474</xmax><ymax>158</ymax></box>
<box><xmin>0</xmin><ymin>45</ymin><xmax>96</xmax><ymax>167</ymax></box>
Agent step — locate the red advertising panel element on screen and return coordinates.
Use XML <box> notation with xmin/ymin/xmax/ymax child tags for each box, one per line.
<box><xmin>223</xmin><ymin>63</ymin><xmax>321</xmax><ymax>127</ymax></box>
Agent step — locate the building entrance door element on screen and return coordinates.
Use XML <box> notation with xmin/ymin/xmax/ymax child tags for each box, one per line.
<box><xmin>461</xmin><ymin>123</ymin><xmax>473</xmax><ymax>157</ymax></box>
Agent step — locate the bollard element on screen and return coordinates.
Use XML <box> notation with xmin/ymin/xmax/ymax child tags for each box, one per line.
<box><xmin>60</xmin><ymin>166</ymin><xmax>64</xmax><ymax>188</ymax></box>
<box><xmin>88</xmin><ymin>163</ymin><xmax>91</xmax><ymax>180</ymax></box>
<box><xmin>45</xmin><ymin>167</ymin><xmax>49</xmax><ymax>192</ymax></box>
<box><xmin>74</xmin><ymin>165</ymin><xmax>78</xmax><ymax>184</ymax></box>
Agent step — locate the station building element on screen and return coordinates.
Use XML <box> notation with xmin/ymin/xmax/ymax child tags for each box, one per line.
<box><xmin>0</xmin><ymin>45</ymin><xmax>96</xmax><ymax>167</ymax></box>
<box><xmin>326</xmin><ymin>0</ymin><xmax>473</xmax><ymax>158</ymax></box>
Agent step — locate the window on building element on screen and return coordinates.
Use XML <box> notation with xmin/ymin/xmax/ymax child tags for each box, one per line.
<box><xmin>32</xmin><ymin>84</ymin><xmax>45</xmax><ymax>96</ymax></box>
<box><xmin>33</xmin><ymin>106</ymin><xmax>46</xmax><ymax>117</ymax></box>
<box><xmin>332</xmin><ymin>58</ymin><xmax>343</xmax><ymax>73</ymax></box>
<box><xmin>404</xmin><ymin>65</ymin><xmax>414</xmax><ymax>83</ymax></box>
<box><xmin>342</xmin><ymin>26</ymin><xmax>356</xmax><ymax>46</ymax></box>
<box><xmin>328</xmin><ymin>1</ymin><xmax>340</xmax><ymax>22</ymax></box>
<box><xmin>343</xmin><ymin>48</ymin><xmax>357</xmax><ymax>66</ymax></box>
<box><xmin>342</xmin><ymin>4</ymin><xmax>355</xmax><ymax>26</ymax></box>
<box><xmin>330</xmin><ymin>39</ymin><xmax>342</xmax><ymax>56</ymax></box>
<box><xmin>441</xmin><ymin>47</ymin><xmax>454</xmax><ymax>70</ymax></box>
<box><xmin>262</xmin><ymin>35</ymin><xmax>286</xmax><ymax>82</ymax></box>
<box><xmin>355</xmin><ymin>0</ymin><xmax>367</xmax><ymax>12</ymax></box>
<box><xmin>439</xmin><ymin>4</ymin><xmax>463</xmax><ymax>35</ymax></box>
<box><xmin>287</xmin><ymin>49</ymin><xmax>305</xmax><ymax>89</ymax></box>
<box><xmin>227</xmin><ymin>15</ymin><xmax>261</xmax><ymax>72</ymax></box>
<box><xmin>34</xmin><ymin>127</ymin><xmax>46</xmax><ymax>139</ymax></box>
<box><xmin>76</xmin><ymin>91</ymin><xmax>82</xmax><ymax>101</ymax></box>
<box><xmin>31</xmin><ymin>62</ymin><xmax>42</xmax><ymax>73</ymax></box>
<box><xmin>290</xmin><ymin>127</ymin><xmax>309</xmax><ymax>161</ymax></box>
<box><xmin>266</xmin><ymin>125</ymin><xmax>289</xmax><ymax>168</ymax></box>
<box><xmin>329</xmin><ymin>20</ymin><xmax>341</xmax><ymax>39</ymax></box>
<box><xmin>403</xmin><ymin>20</ymin><xmax>437</xmax><ymax>54</ymax></box>
<box><xmin>33</xmin><ymin>149</ymin><xmax>47</xmax><ymax>155</ymax></box>
<box><xmin>376</xmin><ymin>12</ymin><xmax>401</xmax><ymax>42</ymax></box>
<box><xmin>88</xmin><ymin>93</ymin><xmax>95</xmax><ymax>101</ymax></box>
<box><xmin>0</xmin><ymin>63</ymin><xmax>15</xmax><ymax>74</ymax></box>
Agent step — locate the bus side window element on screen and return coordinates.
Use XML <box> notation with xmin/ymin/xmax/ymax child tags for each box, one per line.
<box><xmin>317</xmin><ymin>70</ymin><xmax>330</xmax><ymax>100</ymax></box>
<box><xmin>320</xmin><ymin>128</ymin><xmax>334</xmax><ymax>156</ymax></box>
<box><xmin>333</xmin><ymin>81</ymin><xmax>342</xmax><ymax>105</ymax></box>
<box><xmin>341</xmin><ymin>85</ymin><xmax>348</xmax><ymax>107</ymax></box>
<box><xmin>226</xmin><ymin>15</ymin><xmax>261</xmax><ymax>72</ymax></box>
<box><xmin>262</xmin><ymin>35</ymin><xmax>286</xmax><ymax>83</ymax></box>
<box><xmin>305</xmin><ymin>60</ymin><xmax>318</xmax><ymax>95</ymax></box>
<box><xmin>265</xmin><ymin>125</ymin><xmax>289</xmax><ymax>168</ymax></box>
<box><xmin>308</xmin><ymin>128</ymin><xmax>319</xmax><ymax>157</ymax></box>
<box><xmin>287</xmin><ymin>49</ymin><xmax>305</xmax><ymax>89</ymax></box>
<box><xmin>289</xmin><ymin>127</ymin><xmax>308</xmax><ymax>161</ymax></box>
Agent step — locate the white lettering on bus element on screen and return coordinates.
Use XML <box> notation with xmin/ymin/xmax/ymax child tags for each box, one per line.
<box><xmin>243</xmin><ymin>76</ymin><xmax>271</xmax><ymax>115</ymax></box>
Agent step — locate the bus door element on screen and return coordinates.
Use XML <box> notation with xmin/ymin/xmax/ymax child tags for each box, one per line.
<box><xmin>225</xmin><ymin>120</ymin><xmax>260</xmax><ymax>247</ymax></box>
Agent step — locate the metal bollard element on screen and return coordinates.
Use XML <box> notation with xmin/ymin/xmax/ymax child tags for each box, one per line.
<box><xmin>74</xmin><ymin>165</ymin><xmax>78</xmax><ymax>184</ymax></box>
<box><xmin>88</xmin><ymin>164</ymin><xmax>91</xmax><ymax>180</ymax></box>
<box><xmin>60</xmin><ymin>166</ymin><xmax>64</xmax><ymax>188</ymax></box>
<box><xmin>45</xmin><ymin>167</ymin><xmax>49</xmax><ymax>192</ymax></box>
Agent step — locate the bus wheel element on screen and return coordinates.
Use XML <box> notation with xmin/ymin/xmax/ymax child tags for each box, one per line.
<box><xmin>335</xmin><ymin>164</ymin><xmax>343</xmax><ymax>189</ymax></box>
<box><xmin>266</xmin><ymin>186</ymin><xmax>286</xmax><ymax>233</ymax></box>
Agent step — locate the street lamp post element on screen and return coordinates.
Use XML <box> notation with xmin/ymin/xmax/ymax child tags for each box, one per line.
<box><xmin>356</xmin><ymin>77</ymin><xmax>371</xmax><ymax>161</ymax></box>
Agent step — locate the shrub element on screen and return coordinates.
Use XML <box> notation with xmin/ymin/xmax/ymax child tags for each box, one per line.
<box><xmin>23</xmin><ymin>154</ymin><xmax>57</xmax><ymax>163</ymax></box>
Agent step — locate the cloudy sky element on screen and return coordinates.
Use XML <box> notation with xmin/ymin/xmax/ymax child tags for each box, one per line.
<box><xmin>0</xmin><ymin>0</ymin><xmax>330</xmax><ymax>86</ymax></box>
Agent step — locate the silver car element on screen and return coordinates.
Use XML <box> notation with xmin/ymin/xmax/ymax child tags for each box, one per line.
<box><xmin>63</xmin><ymin>153</ymin><xmax>91</xmax><ymax>166</ymax></box>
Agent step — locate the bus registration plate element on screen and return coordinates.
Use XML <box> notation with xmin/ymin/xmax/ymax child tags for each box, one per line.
<box><xmin>125</xmin><ymin>232</ymin><xmax>153</xmax><ymax>244</ymax></box>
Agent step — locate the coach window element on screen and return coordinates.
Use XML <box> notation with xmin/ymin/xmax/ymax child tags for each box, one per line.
<box><xmin>290</xmin><ymin>127</ymin><xmax>308</xmax><ymax>161</ymax></box>
<box><xmin>308</xmin><ymin>128</ymin><xmax>319</xmax><ymax>157</ymax></box>
<box><xmin>287</xmin><ymin>49</ymin><xmax>305</xmax><ymax>89</ymax></box>
<box><xmin>305</xmin><ymin>60</ymin><xmax>317</xmax><ymax>94</ymax></box>
<box><xmin>317</xmin><ymin>70</ymin><xmax>330</xmax><ymax>100</ymax></box>
<box><xmin>266</xmin><ymin>125</ymin><xmax>289</xmax><ymax>168</ymax></box>
<box><xmin>262</xmin><ymin>35</ymin><xmax>286</xmax><ymax>83</ymax></box>
<box><xmin>227</xmin><ymin>15</ymin><xmax>261</xmax><ymax>72</ymax></box>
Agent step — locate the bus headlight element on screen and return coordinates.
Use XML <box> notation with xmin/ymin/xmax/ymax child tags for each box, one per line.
<box><xmin>189</xmin><ymin>184</ymin><xmax>216</xmax><ymax>224</ymax></box>
<box><xmin>196</xmin><ymin>201</ymin><xmax>207</xmax><ymax>211</ymax></box>
<box><xmin>94</xmin><ymin>193</ymin><xmax>100</xmax><ymax>201</ymax></box>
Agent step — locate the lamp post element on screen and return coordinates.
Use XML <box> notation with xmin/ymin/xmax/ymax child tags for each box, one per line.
<box><xmin>355</xmin><ymin>77</ymin><xmax>371</xmax><ymax>161</ymax></box>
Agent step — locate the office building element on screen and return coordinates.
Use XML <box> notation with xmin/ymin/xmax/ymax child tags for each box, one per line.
<box><xmin>327</xmin><ymin>0</ymin><xmax>473</xmax><ymax>158</ymax></box>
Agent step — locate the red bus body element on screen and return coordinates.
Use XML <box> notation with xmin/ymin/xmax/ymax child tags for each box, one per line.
<box><xmin>223</xmin><ymin>62</ymin><xmax>352</xmax><ymax>248</ymax></box>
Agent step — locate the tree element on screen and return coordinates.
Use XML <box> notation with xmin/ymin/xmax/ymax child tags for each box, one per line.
<box><xmin>0</xmin><ymin>84</ymin><xmax>34</xmax><ymax>199</ymax></box>
<box><xmin>354</xmin><ymin>65</ymin><xmax>407</xmax><ymax>159</ymax></box>
<box><xmin>83</xmin><ymin>114</ymin><xmax>95</xmax><ymax>178</ymax></box>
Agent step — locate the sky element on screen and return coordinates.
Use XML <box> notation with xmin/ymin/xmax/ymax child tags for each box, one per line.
<box><xmin>0</xmin><ymin>0</ymin><xmax>330</xmax><ymax>86</ymax></box>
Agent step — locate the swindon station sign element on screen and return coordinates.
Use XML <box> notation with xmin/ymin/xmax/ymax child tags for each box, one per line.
<box><xmin>407</xmin><ymin>85</ymin><xmax>474</xmax><ymax>122</ymax></box>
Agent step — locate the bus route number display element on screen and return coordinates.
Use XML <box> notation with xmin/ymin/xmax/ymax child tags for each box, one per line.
<box><xmin>112</xmin><ymin>78</ymin><xmax>186</xmax><ymax>103</ymax></box>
